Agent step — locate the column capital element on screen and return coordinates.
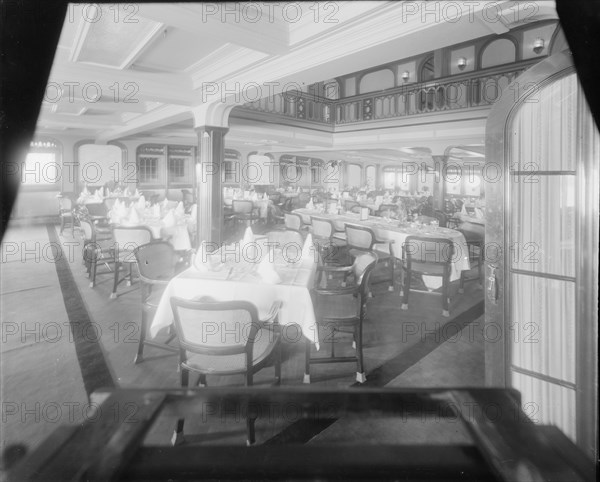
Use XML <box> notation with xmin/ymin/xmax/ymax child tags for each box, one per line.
<box><xmin>191</xmin><ymin>102</ymin><xmax>235</xmax><ymax>130</ymax></box>
<box><xmin>194</xmin><ymin>125</ymin><xmax>229</xmax><ymax>136</ymax></box>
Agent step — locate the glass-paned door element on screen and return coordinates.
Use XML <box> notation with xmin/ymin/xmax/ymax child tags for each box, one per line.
<box><xmin>506</xmin><ymin>71</ymin><xmax>597</xmax><ymax>450</ymax></box>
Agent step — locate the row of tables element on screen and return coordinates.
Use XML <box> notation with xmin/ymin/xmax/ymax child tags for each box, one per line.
<box><xmin>147</xmin><ymin>209</ymin><xmax>472</xmax><ymax>350</ymax></box>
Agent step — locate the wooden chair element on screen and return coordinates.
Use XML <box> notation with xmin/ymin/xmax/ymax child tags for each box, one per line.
<box><xmin>132</xmin><ymin>242</ymin><xmax>181</xmax><ymax>364</ymax></box>
<box><xmin>401</xmin><ymin>236</ymin><xmax>454</xmax><ymax>317</ymax></box>
<box><xmin>283</xmin><ymin>212</ymin><xmax>306</xmax><ymax>234</ymax></box>
<box><xmin>459</xmin><ymin>226</ymin><xmax>484</xmax><ymax>292</ymax></box>
<box><xmin>85</xmin><ymin>202</ymin><xmax>109</xmax><ymax>224</ymax></box>
<box><xmin>79</xmin><ymin>218</ymin><xmax>114</xmax><ymax>288</ymax></box>
<box><xmin>344</xmin><ymin>200</ymin><xmax>360</xmax><ymax>213</ymax></box>
<box><xmin>310</xmin><ymin>216</ymin><xmax>348</xmax><ymax>275</ymax></box>
<box><xmin>58</xmin><ymin>196</ymin><xmax>76</xmax><ymax>236</ymax></box>
<box><xmin>375</xmin><ymin>203</ymin><xmax>397</xmax><ymax>217</ymax></box>
<box><xmin>170</xmin><ymin>297</ymin><xmax>283</xmax><ymax>445</ymax></box>
<box><xmin>305</xmin><ymin>252</ymin><xmax>378</xmax><ymax>384</ymax></box>
<box><xmin>232</xmin><ymin>200</ymin><xmax>260</xmax><ymax>226</ymax></box>
<box><xmin>110</xmin><ymin>226</ymin><xmax>154</xmax><ymax>299</ymax></box>
<box><xmin>345</xmin><ymin>224</ymin><xmax>395</xmax><ymax>293</ymax></box>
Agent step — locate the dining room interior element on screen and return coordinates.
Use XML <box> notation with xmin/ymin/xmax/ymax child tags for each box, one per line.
<box><xmin>1</xmin><ymin>1</ymin><xmax>598</xmax><ymax>480</ymax></box>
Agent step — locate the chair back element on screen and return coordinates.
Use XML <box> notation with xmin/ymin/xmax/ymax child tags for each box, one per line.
<box><xmin>284</xmin><ymin>213</ymin><xmax>303</xmax><ymax>231</ymax></box>
<box><xmin>310</xmin><ymin>217</ymin><xmax>334</xmax><ymax>239</ymax></box>
<box><xmin>181</xmin><ymin>189</ymin><xmax>194</xmax><ymax>204</ymax></box>
<box><xmin>344</xmin><ymin>200</ymin><xmax>359</xmax><ymax>212</ymax></box>
<box><xmin>297</xmin><ymin>192</ymin><xmax>311</xmax><ymax>206</ymax></box>
<box><xmin>134</xmin><ymin>241</ymin><xmax>179</xmax><ymax>283</ymax></box>
<box><xmin>377</xmin><ymin>204</ymin><xmax>397</xmax><ymax>215</ymax></box>
<box><xmin>265</xmin><ymin>230</ymin><xmax>303</xmax><ymax>249</ymax></box>
<box><xmin>169</xmin><ymin>297</ymin><xmax>262</xmax><ymax>360</ymax></box>
<box><xmin>113</xmin><ymin>226</ymin><xmax>154</xmax><ymax>258</ymax></box>
<box><xmin>269</xmin><ymin>192</ymin><xmax>281</xmax><ymax>204</ymax></box>
<box><xmin>345</xmin><ymin>224</ymin><xmax>376</xmax><ymax>251</ymax></box>
<box><xmin>103</xmin><ymin>198</ymin><xmax>116</xmax><ymax>211</ymax></box>
<box><xmin>403</xmin><ymin>236</ymin><xmax>454</xmax><ymax>271</ymax></box>
<box><xmin>233</xmin><ymin>199</ymin><xmax>253</xmax><ymax>214</ymax></box>
<box><xmin>58</xmin><ymin>197</ymin><xmax>72</xmax><ymax>211</ymax></box>
<box><xmin>434</xmin><ymin>210</ymin><xmax>447</xmax><ymax>227</ymax></box>
<box><xmin>79</xmin><ymin>219</ymin><xmax>95</xmax><ymax>242</ymax></box>
<box><xmin>86</xmin><ymin>202</ymin><xmax>108</xmax><ymax>217</ymax></box>
<box><xmin>352</xmin><ymin>252</ymin><xmax>379</xmax><ymax>297</ymax></box>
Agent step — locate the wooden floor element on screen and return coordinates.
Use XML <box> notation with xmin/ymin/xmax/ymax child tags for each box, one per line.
<box><xmin>0</xmin><ymin>222</ymin><xmax>484</xmax><ymax>452</ymax></box>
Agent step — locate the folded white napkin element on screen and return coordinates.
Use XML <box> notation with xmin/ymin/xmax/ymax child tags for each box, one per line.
<box><xmin>301</xmin><ymin>233</ymin><xmax>316</xmax><ymax>263</ymax></box>
<box><xmin>152</xmin><ymin>204</ymin><xmax>161</xmax><ymax>218</ymax></box>
<box><xmin>136</xmin><ymin>195</ymin><xmax>146</xmax><ymax>210</ymax></box>
<box><xmin>256</xmin><ymin>249</ymin><xmax>281</xmax><ymax>284</ymax></box>
<box><xmin>306</xmin><ymin>200</ymin><xmax>314</xmax><ymax>210</ymax></box>
<box><xmin>127</xmin><ymin>206</ymin><xmax>140</xmax><ymax>224</ymax></box>
<box><xmin>135</xmin><ymin>188</ymin><xmax>140</xmax><ymax>197</ymax></box>
<box><xmin>114</xmin><ymin>198</ymin><xmax>122</xmax><ymax>210</ymax></box>
<box><xmin>83</xmin><ymin>185</ymin><xmax>90</xmax><ymax>195</ymax></box>
<box><xmin>94</xmin><ymin>189</ymin><xmax>103</xmax><ymax>200</ymax></box>
<box><xmin>162</xmin><ymin>209</ymin><xmax>176</xmax><ymax>228</ymax></box>
<box><xmin>162</xmin><ymin>198</ymin><xmax>169</xmax><ymax>208</ymax></box>
<box><xmin>193</xmin><ymin>241</ymin><xmax>211</xmax><ymax>272</ymax></box>
<box><xmin>190</xmin><ymin>203</ymin><xmax>197</xmax><ymax>221</ymax></box>
<box><xmin>175</xmin><ymin>201</ymin><xmax>185</xmax><ymax>216</ymax></box>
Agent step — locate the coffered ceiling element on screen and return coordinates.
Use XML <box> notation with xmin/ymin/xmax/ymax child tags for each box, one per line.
<box><xmin>37</xmin><ymin>1</ymin><xmax>558</xmax><ymax>163</ymax></box>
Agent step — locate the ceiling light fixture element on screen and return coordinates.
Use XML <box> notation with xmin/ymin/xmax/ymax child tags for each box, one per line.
<box><xmin>533</xmin><ymin>38</ymin><xmax>545</xmax><ymax>54</ymax></box>
<box><xmin>457</xmin><ymin>57</ymin><xmax>467</xmax><ymax>71</ymax></box>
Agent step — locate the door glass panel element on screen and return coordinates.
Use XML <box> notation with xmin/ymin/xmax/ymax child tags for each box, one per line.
<box><xmin>510</xmin><ymin>175</ymin><xmax>575</xmax><ymax>277</ymax></box>
<box><xmin>511</xmin><ymin>371</ymin><xmax>576</xmax><ymax>441</ymax></box>
<box><xmin>511</xmin><ymin>274</ymin><xmax>575</xmax><ymax>383</ymax></box>
<box><xmin>509</xmin><ymin>74</ymin><xmax>577</xmax><ymax>172</ymax></box>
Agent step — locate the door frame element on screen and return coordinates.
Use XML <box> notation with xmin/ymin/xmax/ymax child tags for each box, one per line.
<box><xmin>484</xmin><ymin>50</ymin><xmax>598</xmax><ymax>457</ymax></box>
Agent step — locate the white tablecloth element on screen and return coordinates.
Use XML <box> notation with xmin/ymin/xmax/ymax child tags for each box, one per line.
<box><xmin>295</xmin><ymin>209</ymin><xmax>470</xmax><ymax>290</ymax></box>
<box><xmin>150</xmin><ymin>257</ymin><xmax>319</xmax><ymax>346</ymax></box>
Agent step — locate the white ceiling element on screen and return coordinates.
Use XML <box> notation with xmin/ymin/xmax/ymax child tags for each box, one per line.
<box><xmin>37</xmin><ymin>1</ymin><xmax>558</xmax><ymax>163</ymax></box>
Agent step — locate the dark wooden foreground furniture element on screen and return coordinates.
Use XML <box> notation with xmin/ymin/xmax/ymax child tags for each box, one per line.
<box><xmin>9</xmin><ymin>388</ymin><xmax>595</xmax><ymax>481</ymax></box>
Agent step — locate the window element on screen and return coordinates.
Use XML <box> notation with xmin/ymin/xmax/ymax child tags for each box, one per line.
<box><xmin>167</xmin><ymin>145</ymin><xmax>193</xmax><ymax>185</ymax></box>
<box><xmin>223</xmin><ymin>149</ymin><xmax>241</xmax><ymax>185</ymax></box>
<box><xmin>138</xmin><ymin>157</ymin><xmax>160</xmax><ymax>183</ymax></box>
<box><xmin>383</xmin><ymin>167</ymin><xmax>414</xmax><ymax>192</ymax></box>
<box><xmin>22</xmin><ymin>140</ymin><xmax>61</xmax><ymax>186</ymax></box>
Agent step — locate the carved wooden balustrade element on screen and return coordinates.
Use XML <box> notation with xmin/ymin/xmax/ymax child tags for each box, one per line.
<box><xmin>237</xmin><ymin>60</ymin><xmax>538</xmax><ymax>128</ymax></box>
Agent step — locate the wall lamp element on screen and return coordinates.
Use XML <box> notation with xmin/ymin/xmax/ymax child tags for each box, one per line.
<box><xmin>402</xmin><ymin>71</ymin><xmax>410</xmax><ymax>82</ymax></box>
<box><xmin>457</xmin><ymin>57</ymin><xmax>467</xmax><ymax>71</ymax></box>
<box><xmin>533</xmin><ymin>38</ymin><xmax>545</xmax><ymax>54</ymax></box>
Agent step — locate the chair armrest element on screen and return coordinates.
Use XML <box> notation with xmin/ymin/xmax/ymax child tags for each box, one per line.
<box><xmin>374</xmin><ymin>238</ymin><xmax>395</xmax><ymax>246</ymax></box>
<box><xmin>139</xmin><ymin>276</ymin><xmax>171</xmax><ymax>286</ymax></box>
<box><xmin>317</xmin><ymin>265</ymin><xmax>354</xmax><ymax>273</ymax></box>
<box><xmin>260</xmin><ymin>300</ymin><xmax>283</xmax><ymax>325</ymax></box>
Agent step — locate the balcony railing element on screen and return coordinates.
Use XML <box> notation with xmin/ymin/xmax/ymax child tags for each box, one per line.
<box><xmin>238</xmin><ymin>60</ymin><xmax>538</xmax><ymax>127</ymax></box>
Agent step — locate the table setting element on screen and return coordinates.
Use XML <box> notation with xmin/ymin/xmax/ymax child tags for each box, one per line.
<box><xmin>150</xmin><ymin>227</ymin><xmax>319</xmax><ymax>346</ymax></box>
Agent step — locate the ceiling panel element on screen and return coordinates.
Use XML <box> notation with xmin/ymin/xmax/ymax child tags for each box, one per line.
<box><xmin>132</xmin><ymin>28</ymin><xmax>225</xmax><ymax>73</ymax></box>
<box><xmin>73</xmin><ymin>5</ymin><xmax>163</xmax><ymax>69</ymax></box>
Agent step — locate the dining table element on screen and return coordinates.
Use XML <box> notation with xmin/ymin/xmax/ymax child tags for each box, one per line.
<box><xmin>294</xmin><ymin>208</ymin><xmax>471</xmax><ymax>290</ymax></box>
<box><xmin>149</xmin><ymin>245</ymin><xmax>320</xmax><ymax>347</ymax></box>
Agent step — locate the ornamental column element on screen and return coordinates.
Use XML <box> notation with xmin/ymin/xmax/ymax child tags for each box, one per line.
<box><xmin>195</xmin><ymin>126</ymin><xmax>228</xmax><ymax>246</ymax></box>
<box><xmin>431</xmin><ymin>155</ymin><xmax>448</xmax><ymax>212</ymax></box>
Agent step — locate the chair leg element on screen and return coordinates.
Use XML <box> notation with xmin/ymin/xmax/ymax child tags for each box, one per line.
<box><xmin>110</xmin><ymin>261</ymin><xmax>120</xmax><ymax>299</ymax></box>
<box><xmin>355</xmin><ymin>324</ymin><xmax>366</xmax><ymax>383</ymax></box>
<box><xmin>245</xmin><ymin>372</ymin><xmax>256</xmax><ymax>446</ymax></box>
<box><xmin>303</xmin><ymin>338</ymin><xmax>311</xmax><ymax>384</ymax></box>
<box><xmin>459</xmin><ymin>272</ymin><xmax>465</xmax><ymax>294</ymax></box>
<box><xmin>442</xmin><ymin>275</ymin><xmax>450</xmax><ymax>317</ymax></box>
<box><xmin>401</xmin><ymin>268</ymin><xmax>410</xmax><ymax>310</ymax></box>
<box><xmin>388</xmin><ymin>257</ymin><xmax>395</xmax><ymax>292</ymax></box>
<box><xmin>127</xmin><ymin>263</ymin><xmax>133</xmax><ymax>286</ymax></box>
<box><xmin>89</xmin><ymin>254</ymin><xmax>98</xmax><ymax>288</ymax></box>
<box><xmin>134</xmin><ymin>310</ymin><xmax>146</xmax><ymax>364</ymax></box>
<box><xmin>477</xmin><ymin>246</ymin><xmax>484</xmax><ymax>288</ymax></box>
<box><xmin>171</xmin><ymin>367</ymin><xmax>188</xmax><ymax>446</ymax></box>
<box><xmin>60</xmin><ymin>217</ymin><xmax>65</xmax><ymax>234</ymax></box>
<box><xmin>274</xmin><ymin>342</ymin><xmax>282</xmax><ymax>386</ymax></box>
